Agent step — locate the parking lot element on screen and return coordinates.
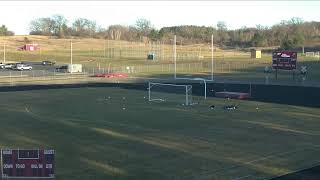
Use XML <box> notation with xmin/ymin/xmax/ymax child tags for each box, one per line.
<box><xmin>0</xmin><ymin>61</ymin><xmax>69</xmax><ymax>77</ymax></box>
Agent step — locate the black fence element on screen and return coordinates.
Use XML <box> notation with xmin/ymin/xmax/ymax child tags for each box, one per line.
<box><xmin>0</xmin><ymin>81</ymin><xmax>319</xmax><ymax>108</ymax></box>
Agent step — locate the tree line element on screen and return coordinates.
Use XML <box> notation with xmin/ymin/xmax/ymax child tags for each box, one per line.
<box><xmin>28</xmin><ymin>15</ymin><xmax>154</xmax><ymax>42</ymax></box>
<box><xmin>1</xmin><ymin>15</ymin><xmax>320</xmax><ymax>50</ymax></box>
<box><xmin>0</xmin><ymin>25</ymin><xmax>14</xmax><ymax>36</ymax></box>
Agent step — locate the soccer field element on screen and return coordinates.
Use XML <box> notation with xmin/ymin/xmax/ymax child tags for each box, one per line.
<box><xmin>0</xmin><ymin>86</ymin><xmax>319</xmax><ymax>180</ymax></box>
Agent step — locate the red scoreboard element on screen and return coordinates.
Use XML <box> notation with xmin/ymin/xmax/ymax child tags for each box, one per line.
<box><xmin>272</xmin><ymin>51</ymin><xmax>297</xmax><ymax>70</ymax></box>
<box><xmin>1</xmin><ymin>149</ymin><xmax>55</xmax><ymax>178</ymax></box>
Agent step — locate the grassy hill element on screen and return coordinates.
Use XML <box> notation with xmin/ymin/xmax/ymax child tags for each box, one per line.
<box><xmin>0</xmin><ymin>35</ymin><xmax>251</xmax><ymax>66</ymax></box>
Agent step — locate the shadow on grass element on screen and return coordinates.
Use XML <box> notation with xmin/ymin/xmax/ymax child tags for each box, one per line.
<box><xmin>0</xmin><ymin>86</ymin><xmax>319</xmax><ymax>179</ymax></box>
<box><xmin>271</xmin><ymin>164</ymin><xmax>320</xmax><ymax>180</ymax></box>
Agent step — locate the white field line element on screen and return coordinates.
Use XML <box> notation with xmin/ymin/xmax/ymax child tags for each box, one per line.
<box><xmin>230</xmin><ymin>175</ymin><xmax>251</xmax><ymax>180</ymax></box>
<box><xmin>221</xmin><ymin>145</ymin><xmax>320</xmax><ymax>180</ymax></box>
<box><xmin>231</xmin><ymin>175</ymin><xmax>266</xmax><ymax>180</ymax></box>
<box><xmin>267</xmin><ymin>160</ymin><xmax>320</xmax><ymax>180</ymax></box>
<box><xmin>201</xmin><ymin>147</ymin><xmax>315</xmax><ymax>179</ymax></box>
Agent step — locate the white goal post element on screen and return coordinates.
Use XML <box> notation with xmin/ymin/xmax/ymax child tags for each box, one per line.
<box><xmin>305</xmin><ymin>52</ymin><xmax>315</xmax><ymax>57</ymax></box>
<box><xmin>175</xmin><ymin>77</ymin><xmax>207</xmax><ymax>99</ymax></box>
<box><xmin>148</xmin><ymin>82</ymin><xmax>193</xmax><ymax>105</ymax></box>
<box><xmin>173</xmin><ymin>34</ymin><xmax>215</xmax><ymax>81</ymax></box>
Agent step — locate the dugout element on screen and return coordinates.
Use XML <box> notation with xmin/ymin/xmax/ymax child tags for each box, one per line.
<box><xmin>251</xmin><ymin>49</ymin><xmax>261</xmax><ymax>59</ymax></box>
<box><xmin>147</xmin><ymin>53</ymin><xmax>156</xmax><ymax>60</ymax></box>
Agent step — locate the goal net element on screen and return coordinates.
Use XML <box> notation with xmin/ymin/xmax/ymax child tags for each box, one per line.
<box><xmin>148</xmin><ymin>82</ymin><xmax>193</xmax><ymax>105</ymax></box>
<box><xmin>305</xmin><ymin>52</ymin><xmax>315</xmax><ymax>57</ymax></box>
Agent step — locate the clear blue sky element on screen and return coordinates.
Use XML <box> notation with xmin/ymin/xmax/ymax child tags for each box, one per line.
<box><xmin>0</xmin><ymin>1</ymin><xmax>319</xmax><ymax>35</ymax></box>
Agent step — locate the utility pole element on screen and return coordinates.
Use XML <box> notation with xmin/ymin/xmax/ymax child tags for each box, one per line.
<box><xmin>104</xmin><ymin>40</ymin><xmax>106</xmax><ymax>58</ymax></box>
<box><xmin>70</xmin><ymin>40</ymin><xmax>73</xmax><ymax>73</ymax></box>
<box><xmin>3</xmin><ymin>43</ymin><xmax>6</xmax><ymax>63</ymax></box>
<box><xmin>174</xmin><ymin>35</ymin><xmax>177</xmax><ymax>79</ymax></box>
<box><xmin>211</xmin><ymin>34</ymin><xmax>214</xmax><ymax>81</ymax></box>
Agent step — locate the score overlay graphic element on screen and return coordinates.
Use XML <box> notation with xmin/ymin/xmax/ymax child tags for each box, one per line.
<box><xmin>1</xmin><ymin>149</ymin><xmax>55</xmax><ymax>178</ymax></box>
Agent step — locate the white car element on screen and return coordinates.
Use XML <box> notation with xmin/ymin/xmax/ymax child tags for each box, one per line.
<box><xmin>14</xmin><ymin>64</ymin><xmax>32</xmax><ymax>71</ymax></box>
<box><xmin>0</xmin><ymin>63</ymin><xmax>4</xmax><ymax>69</ymax></box>
<box><xmin>4</xmin><ymin>63</ymin><xmax>15</xmax><ymax>69</ymax></box>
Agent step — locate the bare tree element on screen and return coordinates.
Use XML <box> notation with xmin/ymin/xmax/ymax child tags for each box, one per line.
<box><xmin>72</xmin><ymin>18</ymin><xmax>97</xmax><ymax>37</ymax></box>
<box><xmin>29</xmin><ymin>17</ymin><xmax>55</xmax><ymax>36</ymax></box>
<box><xmin>135</xmin><ymin>18</ymin><xmax>152</xmax><ymax>38</ymax></box>
<box><xmin>0</xmin><ymin>25</ymin><xmax>14</xmax><ymax>36</ymax></box>
<box><xmin>52</xmin><ymin>14</ymin><xmax>68</xmax><ymax>38</ymax></box>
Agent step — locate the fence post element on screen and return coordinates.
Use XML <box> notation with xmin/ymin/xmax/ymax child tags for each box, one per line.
<box><xmin>10</xmin><ymin>72</ymin><xmax>12</xmax><ymax>86</ymax></box>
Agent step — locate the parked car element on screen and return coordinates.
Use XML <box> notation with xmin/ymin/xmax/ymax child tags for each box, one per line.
<box><xmin>4</xmin><ymin>63</ymin><xmax>16</xmax><ymax>69</ymax></box>
<box><xmin>42</xmin><ymin>61</ymin><xmax>55</xmax><ymax>66</ymax></box>
<box><xmin>55</xmin><ymin>65</ymin><xmax>68</xmax><ymax>72</ymax></box>
<box><xmin>14</xmin><ymin>64</ymin><xmax>32</xmax><ymax>71</ymax></box>
<box><xmin>0</xmin><ymin>63</ymin><xmax>5</xmax><ymax>69</ymax></box>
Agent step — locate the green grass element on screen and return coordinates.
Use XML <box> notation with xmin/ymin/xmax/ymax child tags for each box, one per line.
<box><xmin>0</xmin><ymin>87</ymin><xmax>319</xmax><ymax>180</ymax></box>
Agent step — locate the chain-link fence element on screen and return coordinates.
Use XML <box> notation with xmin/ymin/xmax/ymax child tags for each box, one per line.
<box><xmin>0</xmin><ymin>60</ymin><xmax>318</xmax><ymax>87</ymax></box>
<box><xmin>0</xmin><ymin>37</ymin><xmax>319</xmax><ymax>87</ymax></box>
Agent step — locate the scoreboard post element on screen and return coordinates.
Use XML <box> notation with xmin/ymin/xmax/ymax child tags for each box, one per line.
<box><xmin>1</xmin><ymin>149</ymin><xmax>55</xmax><ymax>178</ymax></box>
<box><xmin>272</xmin><ymin>51</ymin><xmax>297</xmax><ymax>80</ymax></box>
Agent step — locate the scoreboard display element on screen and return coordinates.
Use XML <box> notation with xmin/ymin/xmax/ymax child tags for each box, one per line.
<box><xmin>1</xmin><ymin>149</ymin><xmax>55</xmax><ymax>178</ymax></box>
<box><xmin>272</xmin><ymin>51</ymin><xmax>297</xmax><ymax>70</ymax></box>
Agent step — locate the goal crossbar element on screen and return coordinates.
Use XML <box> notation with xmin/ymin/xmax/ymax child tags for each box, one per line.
<box><xmin>149</xmin><ymin>82</ymin><xmax>193</xmax><ymax>88</ymax></box>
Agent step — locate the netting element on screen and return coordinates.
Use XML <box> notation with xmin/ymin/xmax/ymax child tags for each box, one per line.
<box><xmin>148</xmin><ymin>82</ymin><xmax>193</xmax><ymax>105</ymax></box>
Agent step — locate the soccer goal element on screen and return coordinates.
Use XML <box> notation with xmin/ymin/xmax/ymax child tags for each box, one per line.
<box><xmin>305</xmin><ymin>52</ymin><xmax>315</xmax><ymax>57</ymax></box>
<box><xmin>148</xmin><ymin>82</ymin><xmax>193</xmax><ymax>105</ymax></box>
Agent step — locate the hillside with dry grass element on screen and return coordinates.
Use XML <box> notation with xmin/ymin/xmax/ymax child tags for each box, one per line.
<box><xmin>0</xmin><ymin>35</ymin><xmax>251</xmax><ymax>66</ymax></box>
